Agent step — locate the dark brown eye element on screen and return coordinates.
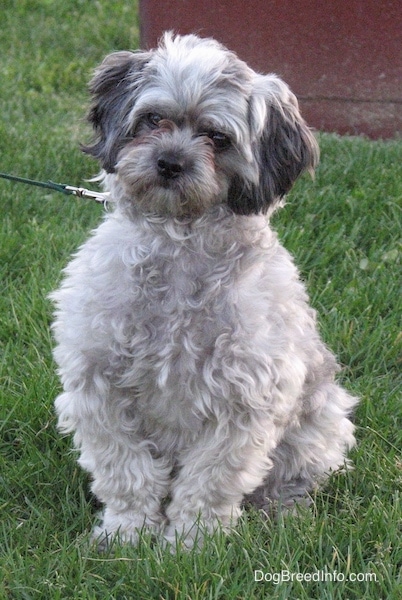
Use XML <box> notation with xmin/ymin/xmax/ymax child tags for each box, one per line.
<box><xmin>208</xmin><ymin>131</ymin><xmax>231</xmax><ymax>150</ymax></box>
<box><xmin>147</xmin><ymin>113</ymin><xmax>163</xmax><ymax>128</ymax></box>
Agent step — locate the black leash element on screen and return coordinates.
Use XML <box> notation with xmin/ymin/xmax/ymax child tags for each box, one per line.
<box><xmin>0</xmin><ymin>172</ymin><xmax>108</xmax><ymax>203</ymax></box>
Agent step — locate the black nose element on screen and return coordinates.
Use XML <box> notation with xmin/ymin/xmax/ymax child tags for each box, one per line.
<box><xmin>157</xmin><ymin>154</ymin><xmax>185</xmax><ymax>179</ymax></box>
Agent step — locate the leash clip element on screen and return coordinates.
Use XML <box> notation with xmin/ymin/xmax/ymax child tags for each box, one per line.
<box><xmin>64</xmin><ymin>185</ymin><xmax>110</xmax><ymax>203</ymax></box>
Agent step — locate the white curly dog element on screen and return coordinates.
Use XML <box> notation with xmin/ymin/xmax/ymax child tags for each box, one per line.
<box><xmin>51</xmin><ymin>33</ymin><xmax>357</xmax><ymax>549</ymax></box>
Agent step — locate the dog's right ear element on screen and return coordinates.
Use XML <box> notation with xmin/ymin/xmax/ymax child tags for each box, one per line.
<box><xmin>82</xmin><ymin>51</ymin><xmax>152</xmax><ymax>173</ymax></box>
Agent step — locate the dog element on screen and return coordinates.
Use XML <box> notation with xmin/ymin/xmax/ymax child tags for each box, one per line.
<box><xmin>50</xmin><ymin>32</ymin><xmax>357</xmax><ymax>549</ymax></box>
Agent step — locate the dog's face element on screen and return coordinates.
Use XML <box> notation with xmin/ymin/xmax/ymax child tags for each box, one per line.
<box><xmin>83</xmin><ymin>33</ymin><xmax>319</xmax><ymax>218</ymax></box>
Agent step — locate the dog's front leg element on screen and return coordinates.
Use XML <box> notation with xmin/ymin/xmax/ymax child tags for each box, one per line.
<box><xmin>164</xmin><ymin>421</ymin><xmax>275</xmax><ymax>549</ymax></box>
<box><xmin>56</xmin><ymin>389</ymin><xmax>171</xmax><ymax>548</ymax></box>
<box><xmin>89</xmin><ymin>437</ymin><xmax>171</xmax><ymax>548</ymax></box>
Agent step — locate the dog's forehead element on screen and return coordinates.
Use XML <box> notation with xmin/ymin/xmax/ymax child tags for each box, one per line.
<box><xmin>134</xmin><ymin>44</ymin><xmax>253</xmax><ymax>134</ymax></box>
<box><xmin>152</xmin><ymin>34</ymin><xmax>252</xmax><ymax>90</ymax></box>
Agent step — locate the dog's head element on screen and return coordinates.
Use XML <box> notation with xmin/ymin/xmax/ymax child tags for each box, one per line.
<box><xmin>83</xmin><ymin>32</ymin><xmax>319</xmax><ymax>218</ymax></box>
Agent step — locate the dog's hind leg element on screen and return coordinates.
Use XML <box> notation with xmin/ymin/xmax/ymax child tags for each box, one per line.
<box><xmin>247</xmin><ymin>382</ymin><xmax>357</xmax><ymax>512</ymax></box>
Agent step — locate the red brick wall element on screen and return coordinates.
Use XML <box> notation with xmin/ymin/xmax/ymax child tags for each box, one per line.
<box><xmin>140</xmin><ymin>0</ymin><xmax>402</xmax><ymax>138</ymax></box>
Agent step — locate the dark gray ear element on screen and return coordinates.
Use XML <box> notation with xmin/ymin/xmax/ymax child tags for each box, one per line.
<box><xmin>82</xmin><ymin>51</ymin><xmax>152</xmax><ymax>173</ymax></box>
<box><xmin>229</xmin><ymin>75</ymin><xmax>319</xmax><ymax>215</ymax></box>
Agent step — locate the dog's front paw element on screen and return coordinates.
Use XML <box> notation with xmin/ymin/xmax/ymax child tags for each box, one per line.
<box><xmin>163</xmin><ymin>513</ymin><xmax>235</xmax><ymax>552</ymax></box>
<box><xmin>92</xmin><ymin>508</ymin><xmax>165</xmax><ymax>550</ymax></box>
<box><xmin>92</xmin><ymin>523</ymin><xmax>142</xmax><ymax>551</ymax></box>
<box><xmin>163</xmin><ymin>519</ymin><xmax>205</xmax><ymax>551</ymax></box>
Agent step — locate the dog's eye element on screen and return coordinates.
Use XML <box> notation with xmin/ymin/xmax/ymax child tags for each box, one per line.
<box><xmin>207</xmin><ymin>131</ymin><xmax>232</xmax><ymax>150</ymax></box>
<box><xmin>147</xmin><ymin>113</ymin><xmax>163</xmax><ymax>128</ymax></box>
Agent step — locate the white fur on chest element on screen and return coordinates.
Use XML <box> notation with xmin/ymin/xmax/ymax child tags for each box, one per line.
<box><xmin>53</xmin><ymin>205</ymin><xmax>311</xmax><ymax>436</ymax></box>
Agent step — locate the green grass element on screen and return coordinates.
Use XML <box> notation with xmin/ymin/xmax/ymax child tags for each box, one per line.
<box><xmin>1</xmin><ymin>2</ymin><xmax>401</xmax><ymax>599</ymax></box>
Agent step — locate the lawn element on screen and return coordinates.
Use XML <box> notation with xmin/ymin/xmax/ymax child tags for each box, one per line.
<box><xmin>1</xmin><ymin>1</ymin><xmax>401</xmax><ymax>599</ymax></box>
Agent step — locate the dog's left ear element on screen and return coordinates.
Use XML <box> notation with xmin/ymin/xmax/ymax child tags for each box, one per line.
<box><xmin>230</xmin><ymin>74</ymin><xmax>319</xmax><ymax>215</ymax></box>
<box><xmin>82</xmin><ymin>50</ymin><xmax>152</xmax><ymax>173</ymax></box>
